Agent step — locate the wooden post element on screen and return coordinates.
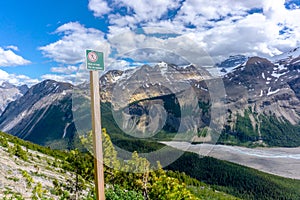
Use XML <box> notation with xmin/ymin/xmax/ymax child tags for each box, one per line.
<box><xmin>90</xmin><ymin>70</ymin><xmax>105</xmax><ymax>200</ymax></box>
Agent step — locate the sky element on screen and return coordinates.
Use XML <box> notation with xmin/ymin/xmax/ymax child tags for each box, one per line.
<box><xmin>0</xmin><ymin>0</ymin><xmax>300</xmax><ymax>86</ymax></box>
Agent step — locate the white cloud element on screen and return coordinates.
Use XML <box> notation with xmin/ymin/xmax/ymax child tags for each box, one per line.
<box><xmin>108</xmin><ymin>14</ymin><xmax>138</xmax><ymax>29</ymax></box>
<box><xmin>175</xmin><ymin>0</ymin><xmax>263</xmax><ymax>24</ymax></box>
<box><xmin>88</xmin><ymin>0</ymin><xmax>111</xmax><ymax>17</ymax></box>
<box><xmin>176</xmin><ymin>3</ymin><xmax>262</xmax><ymax>32</ymax></box>
<box><xmin>105</xmin><ymin>59</ymin><xmax>131</xmax><ymax>71</ymax></box>
<box><xmin>36</xmin><ymin>0</ymin><xmax>300</xmax><ymax>85</ymax></box>
<box><xmin>15</xmin><ymin>75</ymin><xmax>39</xmax><ymax>86</ymax></box>
<box><xmin>102</xmin><ymin>0</ymin><xmax>300</xmax><ymax>63</ymax></box>
<box><xmin>103</xmin><ymin>0</ymin><xmax>182</xmax><ymax>29</ymax></box>
<box><xmin>262</xmin><ymin>0</ymin><xmax>287</xmax><ymax>21</ymax></box>
<box><xmin>107</xmin><ymin>28</ymin><xmax>214</xmax><ymax>68</ymax></box>
<box><xmin>117</xmin><ymin>0</ymin><xmax>180</xmax><ymax>22</ymax></box>
<box><xmin>41</xmin><ymin>74</ymin><xmax>76</xmax><ymax>84</ymax></box>
<box><xmin>6</xmin><ymin>45</ymin><xmax>19</xmax><ymax>51</ymax></box>
<box><xmin>0</xmin><ymin>69</ymin><xmax>9</xmax><ymax>80</ymax></box>
<box><xmin>0</xmin><ymin>69</ymin><xmax>39</xmax><ymax>86</ymax></box>
<box><xmin>42</xmin><ymin>64</ymin><xmax>89</xmax><ymax>85</ymax></box>
<box><xmin>199</xmin><ymin>13</ymin><xmax>276</xmax><ymax>58</ymax></box>
<box><xmin>39</xmin><ymin>22</ymin><xmax>111</xmax><ymax>65</ymax></box>
<box><xmin>109</xmin><ymin>30</ymin><xmax>152</xmax><ymax>53</ymax></box>
<box><xmin>0</xmin><ymin>47</ymin><xmax>31</xmax><ymax>67</ymax></box>
<box><xmin>51</xmin><ymin>65</ymin><xmax>78</xmax><ymax>74</ymax></box>
<box><xmin>168</xmin><ymin>0</ymin><xmax>300</xmax><ymax>61</ymax></box>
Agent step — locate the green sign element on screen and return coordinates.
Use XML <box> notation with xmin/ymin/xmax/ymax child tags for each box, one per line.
<box><xmin>86</xmin><ymin>50</ymin><xmax>104</xmax><ymax>70</ymax></box>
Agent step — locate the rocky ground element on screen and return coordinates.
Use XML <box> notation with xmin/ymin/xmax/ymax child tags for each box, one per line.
<box><xmin>0</xmin><ymin>142</ymin><xmax>83</xmax><ymax>199</ymax></box>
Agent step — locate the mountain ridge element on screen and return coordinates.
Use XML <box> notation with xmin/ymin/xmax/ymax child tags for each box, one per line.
<box><xmin>0</xmin><ymin>47</ymin><xmax>300</xmax><ymax>147</ymax></box>
<box><xmin>0</xmin><ymin>80</ymin><xmax>75</xmax><ymax>147</ymax></box>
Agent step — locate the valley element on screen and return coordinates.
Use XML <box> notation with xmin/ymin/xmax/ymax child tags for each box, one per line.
<box><xmin>162</xmin><ymin>142</ymin><xmax>300</xmax><ymax>179</ymax></box>
<box><xmin>1</xmin><ymin>47</ymin><xmax>300</xmax><ymax>199</ymax></box>
<box><xmin>2</xmin><ymin>49</ymin><xmax>300</xmax><ymax>149</ymax></box>
<box><xmin>2</xmin><ymin>1</ymin><xmax>300</xmax><ymax>199</ymax></box>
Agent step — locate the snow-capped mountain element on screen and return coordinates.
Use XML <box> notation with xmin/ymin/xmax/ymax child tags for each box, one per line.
<box><xmin>0</xmin><ymin>80</ymin><xmax>75</xmax><ymax>148</ymax></box>
<box><xmin>99</xmin><ymin>61</ymin><xmax>210</xmax><ymax>103</ymax></box>
<box><xmin>216</xmin><ymin>47</ymin><xmax>300</xmax><ymax>76</ymax></box>
<box><xmin>216</xmin><ymin>55</ymin><xmax>248</xmax><ymax>74</ymax></box>
<box><xmin>1</xmin><ymin>47</ymin><xmax>300</xmax><ymax>147</ymax></box>
<box><xmin>99</xmin><ymin>54</ymin><xmax>300</xmax><ymax>146</ymax></box>
<box><xmin>224</xmin><ymin>55</ymin><xmax>300</xmax><ymax>119</ymax></box>
<box><xmin>0</xmin><ymin>82</ymin><xmax>28</xmax><ymax>115</ymax></box>
<box><xmin>271</xmin><ymin>47</ymin><xmax>300</xmax><ymax>64</ymax></box>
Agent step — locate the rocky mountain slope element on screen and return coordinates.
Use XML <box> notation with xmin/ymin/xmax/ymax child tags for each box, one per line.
<box><xmin>0</xmin><ymin>131</ymin><xmax>245</xmax><ymax>200</ymax></box>
<box><xmin>0</xmin><ymin>48</ymin><xmax>300</xmax><ymax>147</ymax></box>
<box><xmin>221</xmin><ymin>52</ymin><xmax>300</xmax><ymax>146</ymax></box>
<box><xmin>0</xmin><ymin>80</ymin><xmax>75</xmax><ymax>148</ymax></box>
<box><xmin>0</xmin><ymin>131</ymin><xmax>94</xmax><ymax>199</ymax></box>
<box><xmin>97</xmin><ymin>52</ymin><xmax>300</xmax><ymax>146</ymax></box>
<box><xmin>224</xmin><ymin>55</ymin><xmax>300</xmax><ymax>122</ymax></box>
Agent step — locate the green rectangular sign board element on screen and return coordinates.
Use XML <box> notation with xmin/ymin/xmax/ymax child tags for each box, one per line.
<box><xmin>86</xmin><ymin>49</ymin><xmax>104</xmax><ymax>70</ymax></box>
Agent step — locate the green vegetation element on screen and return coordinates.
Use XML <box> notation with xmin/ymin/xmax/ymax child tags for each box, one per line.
<box><xmin>21</xmin><ymin>170</ymin><xmax>34</xmax><ymax>188</ymax></box>
<box><xmin>149</xmin><ymin>168</ymin><xmax>199</xmax><ymax>200</ymax></box>
<box><xmin>219</xmin><ymin>109</ymin><xmax>259</xmax><ymax>145</ymax></box>
<box><xmin>235</xmin><ymin>110</ymin><xmax>258</xmax><ymax>142</ymax></box>
<box><xmin>80</xmin><ymin>129</ymin><xmax>207</xmax><ymax>199</ymax></box>
<box><xmin>105</xmin><ymin>185</ymin><xmax>144</xmax><ymax>200</ymax></box>
<box><xmin>219</xmin><ymin>109</ymin><xmax>300</xmax><ymax>147</ymax></box>
<box><xmin>167</xmin><ymin>151</ymin><xmax>300</xmax><ymax>200</ymax></box>
<box><xmin>0</xmin><ymin>130</ymin><xmax>239</xmax><ymax>199</ymax></box>
<box><xmin>2</xmin><ymin>125</ymin><xmax>300</xmax><ymax>199</ymax></box>
<box><xmin>3</xmin><ymin>191</ymin><xmax>25</xmax><ymax>200</ymax></box>
<box><xmin>198</xmin><ymin>127</ymin><xmax>208</xmax><ymax>137</ymax></box>
<box><xmin>0</xmin><ymin>135</ymin><xmax>9</xmax><ymax>147</ymax></box>
<box><xmin>10</xmin><ymin>144</ymin><xmax>28</xmax><ymax>161</ymax></box>
<box><xmin>31</xmin><ymin>182</ymin><xmax>47</xmax><ymax>200</ymax></box>
<box><xmin>0</xmin><ymin>131</ymin><xmax>68</xmax><ymax>159</ymax></box>
<box><xmin>79</xmin><ymin>128</ymin><xmax>300</xmax><ymax>200</ymax></box>
<box><xmin>112</xmin><ymin>138</ymin><xmax>165</xmax><ymax>153</ymax></box>
<box><xmin>260</xmin><ymin>114</ymin><xmax>300</xmax><ymax>146</ymax></box>
<box><xmin>21</xmin><ymin>97</ymin><xmax>75</xmax><ymax>148</ymax></box>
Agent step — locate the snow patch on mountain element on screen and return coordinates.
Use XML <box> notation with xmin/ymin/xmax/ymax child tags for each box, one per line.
<box><xmin>267</xmin><ymin>87</ymin><xmax>280</xmax><ymax>96</ymax></box>
<box><xmin>0</xmin><ymin>82</ymin><xmax>28</xmax><ymax>115</ymax></box>
<box><xmin>271</xmin><ymin>47</ymin><xmax>300</xmax><ymax>63</ymax></box>
<box><xmin>157</xmin><ymin>61</ymin><xmax>168</xmax><ymax>75</ymax></box>
<box><xmin>216</xmin><ymin>55</ymin><xmax>248</xmax><ymax>75</ymax></box>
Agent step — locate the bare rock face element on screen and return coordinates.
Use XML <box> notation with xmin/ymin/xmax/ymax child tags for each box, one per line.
<box><xmin>0</xmin><ymin>82</ymin><xmax>28</xmax><ymax>115</ymax></box>
<box><xmin>0</xmin><ymin>80</ymin><xmax>74</xmax><ymax>147</ymax></box>
<box><xmin>0</xmin><ymin>47</ymin><xmax>300</xmax><ymax>147</ymax></box>
<box><xmin>100</xmin><ymin>62</ymin><xmax>208</xmax><ymax>103</ymax></box>
<box><xmin>224</xmin><ymin>54</ymin><xmax>300</xmax><ymax>124</ymax></box>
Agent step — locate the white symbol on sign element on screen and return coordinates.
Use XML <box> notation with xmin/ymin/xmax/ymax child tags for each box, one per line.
<box><xmin>88</xmin><ymin>51</ymin><xmax>98</xmax><ymax>62</ymax></box>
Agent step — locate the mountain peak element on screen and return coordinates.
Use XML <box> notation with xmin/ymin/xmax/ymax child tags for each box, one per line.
<box><xmin>17</xmin><ymin>85</ymin><xmax>29</xmax><ymax>95</ymax></box>
<box><xmin>217</xmin><ymin>55</ymin><xmax>248</xmax><ymax>68</ymax></box>
<box><xmin>246</xmin><ymin>56</ymin><xmax>272</xmax><ymax>65</ymax></box>
<box><xmin>216</xmin><ymin>55</ymin><xmax>248</xmax><ymax>75</ymax></box>
<box><xmin>29</xmin><ymin>79</ymin><xmax>73</xmax><ymax>95</ymax></box>
<box><xmin>0</xmin><ymin>82</ymin><xmax>15</xmax><ymax>89</ymax></box>
<box><xmin>271</xmin><ymin>47</ymin><xmax>300</xmax><ymax>63</ymax></box>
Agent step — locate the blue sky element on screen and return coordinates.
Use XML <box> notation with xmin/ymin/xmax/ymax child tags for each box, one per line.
<box><xmin>0</xmin><ymin>0</ymin><xmax>104</xmax><ymax>84</ymax></box>
<box><xmin>0</xmin><ymin>0</ymin><xmax>300</xmax><ymax>86</ymax></box>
